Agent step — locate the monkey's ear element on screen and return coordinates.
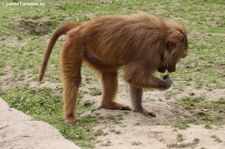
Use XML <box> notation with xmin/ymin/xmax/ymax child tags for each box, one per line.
<box><xmin>166</xmin><ymin>30</ymin><xmax>184</xmax><ymax>51</ymax></box>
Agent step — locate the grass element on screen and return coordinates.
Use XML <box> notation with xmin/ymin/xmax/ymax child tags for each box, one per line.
<box><xmin>2</xmin><ymin>85</ymin><xmax>98</xmax><ymax>148</ymax></box>
<box><xmin>167</xmin><ymin>138</ymin><xmax>200</xmax><ymax>148</ymax></box>
<box><xmin>110</xmin><ymin>128</ymin><xmax>121</xmax><ymax>135</ymax></box>
<box><xmin>106</xmin><ymin>115</ymin><xmax>124</xmax><ymax>124</ymax></box>
<box><xmin>90</xmin><ymin>88</ymin><xmax>102</xmax><ymax>96</ymax></box>
<box><xmin>131</xmin><ymin>141</ymin><xmax>142</xmax><ymax>146</ymax></box>
<box><xmin>0</xmin><ymin>0</ymin><xmax>225</xmax><ymax>88</ymax></box>
<box><xmin>176</xmin><ymin>134</ymin><xmax>184</xmax><ymax>143</ymax></box>
<box><xmin>174</xmin><ymin>97</ymin><xmax>225</xmax><ymax>129</ymax></box>
<box><xmin>101</xmin><ymin>140</ymin><xmax>112</xmax><ymax>147</ymax></box>
<box><xmin>0</xmin><ymin>0</ymin><xmax>225</xmax><ymax>148</ymax></box>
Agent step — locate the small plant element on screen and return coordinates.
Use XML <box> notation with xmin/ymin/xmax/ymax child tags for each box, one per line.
<box><xmin>176</xmin><ymin>134</ymin><xmax>184</xmax><ymax>142</ymax></box>
<box><xmin>211</xmin><ymin>135</ymin><xmax>222</xmax><ymax>143</ymax></box>
<box><xmin>101</xmin><ymin>140</ymin><xmax>112</xmax><ymax>147</ymax></box>
<box><xmin>90</xmin><ymin>88</ymin><xmax>102</xmax><ymax>96</ymax></box>
<box><xmin>205</xmin><ymin>123</ymin><xmax>212</xmax><ymax>129</ymax></box>
<box><xmin>110</xmin><ymin>129</ymin><xmax>121</xmax><ymax>135</ymax></box>
<box><xmin>131</xmin><ymin>141</ymin><xmax>142</xmax><ymax>146</ymax></box>
<box><xmin>167</xmin><ymin>137</ymin><xmax>200</xmax><ymax>148</ymax></box>
<box><xmin>106</xmin><ymin>115</ymin><xmax>124</xmax><ymax>124</ymax></box>
<box><xmin>174</xmin><ymin>123</ymin><xmax>190</xmax><ymax>130</ymax></box>
<box><xmin>95</xmin><ymin>129</ymin><xmax>104</xmax><ymax>136</ymax></box>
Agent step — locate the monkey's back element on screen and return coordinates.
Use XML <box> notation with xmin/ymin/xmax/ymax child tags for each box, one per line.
<box><xmin>72</xmin><ymin>13</ymin><xmax>181</xmax><ymax>66</ymax></box>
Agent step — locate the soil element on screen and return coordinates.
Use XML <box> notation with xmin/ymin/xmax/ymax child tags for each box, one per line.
<box><xmin>86</xmin><ymin>83</ymin><xmax>225</xmax><ymax>149</ymax></box>
<box><xmin>17</xmin><ymin>16</ymin><xmax>55</xmax><ymax>35</ymax></box>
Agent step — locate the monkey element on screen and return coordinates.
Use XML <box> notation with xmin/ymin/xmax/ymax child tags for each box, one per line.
<box><xmin>39</xmin><ymin>13</ymin><xmax>188</xmax><ymax>123</ymax></box>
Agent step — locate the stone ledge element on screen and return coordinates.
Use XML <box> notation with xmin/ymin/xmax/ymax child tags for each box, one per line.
<box><xmin>0</xmin><ymin>98</ymin><xmax>80</xmax><ymax>149</ymax></box>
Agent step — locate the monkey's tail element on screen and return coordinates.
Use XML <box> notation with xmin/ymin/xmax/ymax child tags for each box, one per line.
<box><xmin>38</xmin><ymin>22</ymin><xmax>80</xmax><ymax>82</ymax></box>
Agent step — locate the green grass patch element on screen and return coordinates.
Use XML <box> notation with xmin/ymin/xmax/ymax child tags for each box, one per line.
<box><xmin>174</xmin><ymin>97</ymin><xmax>225</xmax><ymax>129</ymax></box>
<box><xmin>0</xmin><ymin>0</ymin><xmax>224</xmax><ymax>89</ymax></box>
<box><xmin>90</xmin><ymin>88</ymin><xmax>102</xmax><ymax>96</ymax></box>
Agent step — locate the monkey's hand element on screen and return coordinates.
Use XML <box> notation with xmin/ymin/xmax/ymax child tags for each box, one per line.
<box><xmin>162</xmin><ymin>74</ymin><xmax>169</xmax><ymax>80</ymax></box>
<box><xmin>162</xmin><ymin>75</ymin><xmax>172</xmax><ymax>89</ymax></box>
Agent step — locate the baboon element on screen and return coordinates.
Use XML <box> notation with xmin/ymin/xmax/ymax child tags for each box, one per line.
<box><xmin>39</xmin><ymin>13</ymin><xmax>188</xmax><ymax>123</ymax></box>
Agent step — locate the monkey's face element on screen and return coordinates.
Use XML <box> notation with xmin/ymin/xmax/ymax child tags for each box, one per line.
<box><xmin>158</xmin><ymin>30</ymin><xmax>188</xmax><ymax>73</ymax></box>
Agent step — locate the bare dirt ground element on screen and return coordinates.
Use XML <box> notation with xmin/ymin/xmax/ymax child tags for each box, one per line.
<box><xmin>81</xmin><ymin>81</ymin><xmax>225</xmax><ymax>149</ymax></box>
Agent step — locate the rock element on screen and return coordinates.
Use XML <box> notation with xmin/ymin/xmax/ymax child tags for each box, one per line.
<box><xmin>0</xmin><ymin>98</ymin><xmax>80</xmax><ymax>149</ymax></box>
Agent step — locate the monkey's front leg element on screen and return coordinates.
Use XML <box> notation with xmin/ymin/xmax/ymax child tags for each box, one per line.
<box><xmin>128</xmin><ymin>75</ymin><xmax>172</xmax><ymax>117</ymax></box>
<box><xmin>127</xmin><ymin>75</ymin><xmax>173</xmax><ymax>90</ymax></box>
<box><xmin>130</xmin><ymin>85</ymin><xmax>156</xmax><ymax>117</ymax></box>
<box><xmin>149</xmin><ymin>75</ymin><xmax>173</xmax><ymax>90</ymax></box>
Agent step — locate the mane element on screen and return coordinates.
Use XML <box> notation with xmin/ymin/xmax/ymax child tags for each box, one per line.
<box><xmin>131</xmin><ymin>12</ymin><xmax>186</xmax><ymax>34</ymax></box>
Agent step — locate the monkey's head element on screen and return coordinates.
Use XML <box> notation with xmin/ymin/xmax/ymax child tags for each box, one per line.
<box><xmin>158</xmin><ymin>28</ymin><xmax>188</xmax><ymax>73</ymax></box>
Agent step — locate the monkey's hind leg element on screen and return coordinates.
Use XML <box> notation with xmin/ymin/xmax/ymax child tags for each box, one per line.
<box><xmin>61</xmin><ymin>41</ymin><xmax>83</xmax><ymax>123</ymax></box>
<box><xmin>101</xmin><ymin>72</ymin><xmax>131</xmax><ymax>110</ymax></box>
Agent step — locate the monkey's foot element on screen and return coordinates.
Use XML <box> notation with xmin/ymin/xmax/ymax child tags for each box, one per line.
<box><xmin>102</xmin><ymin>102</ymin><xmax>131</xmax><ymax>110</ymax></box>
<box><xmin>64</xmin><ymin>114</ymin><xmax>79</xmax><ymax>124</ymax></box>
<box><xmin>133</xmin><ymin>108</ymin><xmax>156</xmax><ymax>117</ymax></box>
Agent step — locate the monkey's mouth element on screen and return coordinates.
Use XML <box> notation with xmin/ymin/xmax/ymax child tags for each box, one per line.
<box><xmin>158</xmin><ymin>64</ymin><xmax>176</xmax><ymax>73</ymax></box>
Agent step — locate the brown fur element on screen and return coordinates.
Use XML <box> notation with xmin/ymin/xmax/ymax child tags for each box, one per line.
<box><xmin>39</xmin><ymin>13</ymin><xmax>188</xmax><ymax>123</ymax></box>
<box><xmin>39</xmin><ymin>22</ymin><xmax>81</xmax><ymax>82</ymax></box>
